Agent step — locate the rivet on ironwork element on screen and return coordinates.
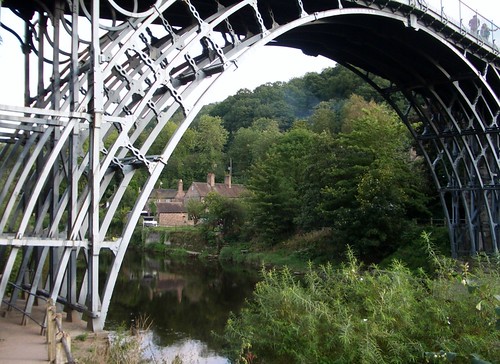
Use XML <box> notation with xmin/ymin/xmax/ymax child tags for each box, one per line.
<box><xmin>417</xmin><ymin>0</ymin><xmax>428</xmax><ymax>12</ymax></box>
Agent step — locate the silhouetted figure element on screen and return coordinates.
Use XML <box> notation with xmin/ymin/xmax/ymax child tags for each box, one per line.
<box><xmin>480</xmin><ymin>23</ymin><xmax>490</xmax><ymax>41</ymax></box>
<box><xmin>469</xmin><ymin>15</ymin><xmax>480</xmax><ymax>35</ymax></box>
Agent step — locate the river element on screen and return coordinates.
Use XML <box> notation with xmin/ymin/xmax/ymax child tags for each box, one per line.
<box><xmin>104</xmin><ymin>251</ymin><xmax>260</xmax><ymax>363</ymax></box>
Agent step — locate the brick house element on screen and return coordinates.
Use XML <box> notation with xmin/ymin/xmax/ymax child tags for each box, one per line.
<box><xmin>156</xmin><ymin>202</ymin><xmax>192</xmax><ymax>226</ymax></box>
<box><xmin>147</xmin><ymin>174</ymin><xmax>246</xmax><ymax>227</ymax></box>
<box><xmin>184</xmin><ymin>173</ymin><xmax>246</xmax><ymax>202</ymax></box>
<box><xmin>144</xmin><ymin>179</ymin><xmax>186</xmax><ymax>227</ymax></box>
<box><xmin>149</xmin><ymin>179</ymin><xmax>186</xmax><ymax>203</ymax></box>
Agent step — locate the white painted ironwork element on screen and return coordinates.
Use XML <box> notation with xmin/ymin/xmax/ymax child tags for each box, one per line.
<box><xmin>0</xmin><ymin>0</ymin><xmax>498</xmax><ymax>330</ymax></box>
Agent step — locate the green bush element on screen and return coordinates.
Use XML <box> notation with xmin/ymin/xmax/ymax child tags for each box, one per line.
<box><xmin>222</xmin><ymin>241</ymin><xmax>499</xmax><ymax>363</ymax></box>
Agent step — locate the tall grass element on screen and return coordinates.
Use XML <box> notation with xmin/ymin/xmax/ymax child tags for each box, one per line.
<box><xmin>222</xmin><ymin>236</ymin><xmax>500</xmax><ymax>363</ymax></box>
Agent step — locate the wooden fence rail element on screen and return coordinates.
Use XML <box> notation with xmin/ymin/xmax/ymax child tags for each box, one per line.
<box><xmin>46</xmin><ymin>300</ymin><xmax>75</xmax><ymax>364</ymax></box>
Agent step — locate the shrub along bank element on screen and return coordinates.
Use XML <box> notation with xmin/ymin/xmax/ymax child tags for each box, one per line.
<box><xmin>221</xmin><ymin>236</ymin><xmax>500</xmax><ymax>364</ymax></box>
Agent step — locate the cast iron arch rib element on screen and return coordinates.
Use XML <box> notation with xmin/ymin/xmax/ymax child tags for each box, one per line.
<box><xmin>0</xmin><ymin>0</ymin><xmax>498</xmax><ymax>330</ymax></box>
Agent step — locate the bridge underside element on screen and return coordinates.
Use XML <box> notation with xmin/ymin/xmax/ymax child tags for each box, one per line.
<box><xmin>0</xmin><ymin>0</ymin><xmax>498</xmax><ymax>330</ymax></box>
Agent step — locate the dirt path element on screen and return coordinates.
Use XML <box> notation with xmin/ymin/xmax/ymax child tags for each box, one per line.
<box><xmin>0</xmin><ymin>300</ymin><xmax>108</xmax><ymax>363</ymax></box>
<box><xmin>0</xmin><ymin>301</ymin><xmax>50</xmax><ymax>363</ymax></box>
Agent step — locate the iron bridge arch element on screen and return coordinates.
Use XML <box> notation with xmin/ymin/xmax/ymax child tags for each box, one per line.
<box><xmin>0</xmin><ymin>0</ymin><xmax>498</xmax><ymax>330</ymax></box>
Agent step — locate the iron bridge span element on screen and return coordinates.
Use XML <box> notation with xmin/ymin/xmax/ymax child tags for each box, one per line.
<box><xmin>0</xmin><ymin>0</ymin><xmax>498</xmax><ymax>330</ymax></box>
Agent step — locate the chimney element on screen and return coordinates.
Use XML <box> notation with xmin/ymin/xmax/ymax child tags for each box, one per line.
<box><xmin>176</xmin><ymin>179</ymin><xmax>184</xmax><ymax>200</ymax></box>
<box><xmin>224</xmin><ymin>174</ymin><xmax>232</xmax><ymax>188</ymax></box>
<box><xmin>207</xmin><ymin>173</ymin><xmax>215</xmax><ymax>187</ymax></box>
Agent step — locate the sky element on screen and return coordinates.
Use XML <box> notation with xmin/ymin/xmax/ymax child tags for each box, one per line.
<box><xmin>0</xmin><ymin>0</ymin><xmax>498</xmax><ymax>106</ymax></box>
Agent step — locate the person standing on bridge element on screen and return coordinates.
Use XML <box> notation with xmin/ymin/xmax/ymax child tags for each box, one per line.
<box><xmin>480</xmin><ymin>23</ymin><xmax>490</xmax><ymax>41</ymax></box>
<box><xmin>469</xmin><ymin>14</ymin><xmax>480</xmax><ymax>35</ymax></box>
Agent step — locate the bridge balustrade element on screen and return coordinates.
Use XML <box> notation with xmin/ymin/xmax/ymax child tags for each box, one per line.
<box><xmin>358</xmin><ymin>0</ymin><xmax>499</xmax><ymax>52</ymax></box>
<box><xmin>430</xmin><ymin>0</ymin><xmax>498</xmax><ymax>50</ymax></box>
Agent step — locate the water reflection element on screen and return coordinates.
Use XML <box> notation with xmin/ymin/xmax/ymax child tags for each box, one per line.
<box><xmin>142</xmin><ymin>333</ymin><xmax>229</xmax><ymax>364</ymax></box>
<box><xmin>105</xmin><ymin>251</ymin><xmax>260</xmax><ymax>362</ymax></box>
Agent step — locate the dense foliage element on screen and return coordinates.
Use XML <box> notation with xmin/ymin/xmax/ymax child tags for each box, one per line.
<box><xmin>196</xmin><ymin>192</ymin><xmax>247</xmax><ymax>250</ymax></box>
<box><xmin>245</xmin><ymin>126</ymin><xmax>317</xmax><ymax>243</ymax></box>
<box><xmin>222</xmin><ymin>240</ymin><xmax>500</xmax><ymax>363</ymax></box>
<box><xmin>122</xmin><ymin>65</ymin><xmax>498</xmax><ymax>364</ymax></box>
<box><xmin>129</xmin><ymin>64</ymin><xmax>441</xmax><ymax>262</ymax></box>
<box><xmin>208</xmin><ymin>66</ymin><xmax>391</xmax><ymax>135</ymax></box>
<box><xmin>155</xmin><ymin>114</ymin><xmax>229</xmax><ymax>188</ymax></box>
<box><xmin>240</xmin><ymin>95</ymin><xmax>431</xmax><ymax>260</ymax></box>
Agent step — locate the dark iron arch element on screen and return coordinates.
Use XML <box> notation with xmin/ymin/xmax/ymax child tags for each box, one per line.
<box><xmin>0</xmin><ymin>0</ymin><xmax>498</xmax><ymax>330</ymax></box>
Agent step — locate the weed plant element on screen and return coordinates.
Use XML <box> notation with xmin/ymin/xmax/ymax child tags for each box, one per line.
<box><xmin>222</xmin><ymin>234</ymin><xmax>500</xmax><ymax>363</ymax></box>
<box><xmin>78</xmin><ymin>315</ymin><xmax>152</xmax><ymax>364</ymax></box>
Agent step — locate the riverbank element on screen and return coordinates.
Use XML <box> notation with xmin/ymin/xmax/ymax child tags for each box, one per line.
<box><xmin>137</xmin><ymin>227</ymin><xmax>323</xmax><ymax>272</ymax></box>
<box><xmin>137</xmin><ymin>225</ymin><xmax>451</xmax><ymax>273</ymax></box>
<box><xmin>0</xmin><ymin>226</ymin><xmax>455</xmax><ymax>364</ymax></box>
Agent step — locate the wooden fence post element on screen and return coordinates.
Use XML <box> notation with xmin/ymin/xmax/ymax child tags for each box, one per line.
<box><xmin>46</xmin><ymin>301</ymin><xmax>75</xmax><ymax>364</ymax></box>
<box><xmin>55</xmin><ymin>331</ymin><xmax>72</xmax><ymax>364</ymax></box>
<box><xmin>46</xmin><ymin>301</ymin><xmax>57</xmax><ymax>362</ymax></box>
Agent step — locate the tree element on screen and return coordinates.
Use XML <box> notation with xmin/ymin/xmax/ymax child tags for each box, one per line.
<box><xmin>228</xmin><ymin>118</ymin><xmax>282</xmax><ymax>182</ymax></box>
<box><xmin>200</xmin><ymin>192</ymin><xmax>247</xmax><ymax>251</ymax></box>
<box><xmin>304</xmin><ymin>66</ymin><xmax>385</xmax><ymax>103</ymax></box>
<box><xmin>161</xmin><ymin>115</ymin><xmax>228</xmax><ymax>187</ymax></box>
<box><xmin>246</xmin><ymin>127</ymin><xmax>317</xmax><ymax>243</ymax></box>
<box><xmin>307</xmin><ymin>100</ymin><xmax>344</xmax><ymax>134</ymax></box>
<box><xmin>186</xmin><ymin>199</ymin><xmax>204</xmax><ymax>225</ymax></box>
<box><xmin>191</xmin><ymin>115</ymin><xmax>228</xmax><ymax>178</ymax></box>
<box><xmin>319</xmin><ymin>96</ymin><xmax>430</xmax><ymax>260</ymax></box>
<box><xmin>209</xmin><ymin>82</ymin><xmax>296</xmax><ymax>134</ymax></box>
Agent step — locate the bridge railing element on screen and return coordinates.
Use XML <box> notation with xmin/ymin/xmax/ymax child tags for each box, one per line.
<box><xmin>430</xmin><ymin>0</ymin><xmax>498</xmax><ymax>50</ymax></box>
<box><xmin>390</xmin><ymin>0</ymin><xmax>499</xmax><ymax>52</ymax></box>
